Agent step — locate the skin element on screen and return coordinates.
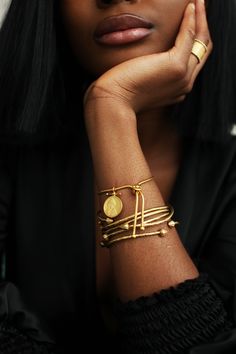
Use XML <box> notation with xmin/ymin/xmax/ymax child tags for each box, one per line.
<box><xmin>61</xmin><ymin>0</ymin><xmax>190</xmax><ymax>76</ymax></box>
<box><xmin>60</xmin><ymin>0</ymin><xmax>212</xmax><ymax>311</ymax></box>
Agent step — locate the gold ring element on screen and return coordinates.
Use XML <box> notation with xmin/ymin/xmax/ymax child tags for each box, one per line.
<box><xmin>191</xmin><ymin>39</ymin><xmax>208</xmax><ymax>63</ymax></box>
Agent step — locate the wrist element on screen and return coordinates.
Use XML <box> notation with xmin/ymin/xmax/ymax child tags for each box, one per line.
<box><xmin>84</xmin><ymin>78</ymin><xmax>135</xmax><ymax>122</ymax></box>
<box><xmin>84</xmin><ymin>86</ymin><xmax>137</xmax><ymax>133</ymax></box>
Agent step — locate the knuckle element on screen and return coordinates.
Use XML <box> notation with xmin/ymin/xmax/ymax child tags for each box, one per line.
<box><xmin>197</xmin><ymin>31</ymin><xmax>211</xmax><ymax>47</ymax></box>
<box><xmin>176</xmin><ymin>95</ymin><xmax>186</xmax><ymax>103</ymax></box>
<box><xmin>179</xmin><ymin>81</ymin><xmax>192</xmax><ymax>95</ymax></box>
<box><xmin>199</xmin><ymin>30</ymin><xmax>209</xmax><ymax>41</ymax></box>
<box><xmin>205</xmin><ymin>38</ymin><xmax>213</xmax><ymax>57</ymax></box>
<box><xmin>180</xmin><ymin>74</ymin><xmax>190</xmax><ymax>90</ymax></box>
<box><xmin>187</xmin><ymin>28</ymin><xmax>196</xmax><ymax>41</ymax></box>
<box><xmin>171</xmin><ymin>58</ymin><xmax>187</xmax><ymax>79</ymax></box>
<box><xmin>184</xmin><ymin>82</ymin><xmax>194</xmax><ymax>94</ymax></box>
<box><xmin>209</xmin><ymin>39</ymin><xmax>213</xmax><ymax>51</ymax></box>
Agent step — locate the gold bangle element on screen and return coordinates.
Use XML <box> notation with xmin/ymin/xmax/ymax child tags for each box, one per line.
<box><xmin>98</xmin><ymin>177</ymin><xmax>154</xmax><ymax>195</ymax></box>
<box><xmin>102</xmin><ymin>211</ymin><xmax>174</xmax><ymax>239</ymax></box>
<box><xmin>101</xmin><ymin>230</ymin><xmax>166</xmax><ymax>247</ymax></box>
<box><xmin>101</xmin><ymin>219</ymin><xmax>179</xmax><ymax>248</ymax></box>
<box><xmin>98</xmin><ymin>206</ymin><xmax>169</xmax><ymax>229</ymax></box>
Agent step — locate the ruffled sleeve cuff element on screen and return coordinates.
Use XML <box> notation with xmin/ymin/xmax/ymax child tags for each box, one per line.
<box><xmin>0</xmin><ymin>282</ymin><xmax>57</xmax><ymax>353</ymax></box>
<box><xmin>0</xmin><ymin>321</ymin><xmax>56</xmax><ymax>354</ymax></box>
<box><xmin>116</xmin><ymin>274</ymin><xmax>232</xmax><ymax>353</ymax></box>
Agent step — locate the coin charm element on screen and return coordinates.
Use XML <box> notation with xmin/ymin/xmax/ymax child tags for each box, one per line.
<box><xmin>103</xmin><ymin>195</ymin><xmax>123</xmax><ymax>218</ymax></box>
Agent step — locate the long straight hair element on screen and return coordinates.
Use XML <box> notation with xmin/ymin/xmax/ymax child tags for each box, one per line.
<box><xmin>0</xmin><ymin>0</ymin><xmax>61</xmax><ymax>138</ymax></box>
<box><xmin>176</xmin><ymin>0</ymin><xmax>236</xmax><ymax>141</ymax></box>
<box><xmin>0</xmin><ymin>0</ymin><xmax>235</xmax><ymax>142</ymax></box>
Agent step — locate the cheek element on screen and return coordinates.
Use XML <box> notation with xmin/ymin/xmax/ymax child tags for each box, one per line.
<box><xmin>60</xmin><ymin>6</ymin><xmax>105</xmax><ymax>74</ymax></box>
<box><xmin>60</xmin><ymin>1</ymin><xmax>93</xmax><ymax>61</ymax></box>
<box><xmin>156</xmin><ymin>0</ymin><xmax>190</xmax><ymax>50</ymax></box>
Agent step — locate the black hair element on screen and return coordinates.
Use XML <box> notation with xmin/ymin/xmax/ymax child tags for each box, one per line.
<box><xmin>0</xmin><ymin>0</ymin><xmax>235</xmax><ymax>142</ymax></box>
<box><xmin>175</xmin><ymin>0</ymin><xmax>236</xmax><ymax>141</ymax></box>
<box><xmin>0</xmin><ymin>0</ymin><xmax>57</xmax><ymax>138</ymax></box>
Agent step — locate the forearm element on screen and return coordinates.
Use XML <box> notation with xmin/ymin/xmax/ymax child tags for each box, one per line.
<box><xmin>85</xmin><ymin>97</ymin><xmax>198</xmax><ymax>301</ymax></box>
<box><xmin>85</xmin><ymin>95</ymin><xmax>149</xmax><ymax>188</ymax></box>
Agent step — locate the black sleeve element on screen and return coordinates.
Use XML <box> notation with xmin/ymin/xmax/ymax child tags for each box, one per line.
<box><xmin>116</xmin><ymin>274</ymin><xmax>232</xmax><ymax>354</ymax></box>
<box><xmin>116</xmin><ymin>149</ymin><xmax>236</xmax><ymax>354</ymax></box>
<box><xmin>0</xmin><ymin>152</ymin><xmax>57</xmax><ymax>353</ymax></box>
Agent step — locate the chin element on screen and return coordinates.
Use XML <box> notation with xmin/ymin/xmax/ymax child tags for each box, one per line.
<box><xmin>80</xmin><ymin>40</ymin><xmax>165</xmax><ymax>77</ymax></box>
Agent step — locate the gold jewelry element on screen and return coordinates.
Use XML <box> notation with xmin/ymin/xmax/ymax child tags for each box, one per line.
<box><xmin>99</xmin><ymin>177</ymin><xmax>154</xmax><ymax>236</ymax></box>
<box><xmin>101</xmin><ymin>219</ymin><xmax>179</xmax><ymax>248</ymax></box>
<box><xmin>101</xmin><ymin>207</ymin><xmax>174</xmax><ymax>239</ymax></box>
<box><xmin>98</xmin><ymin>181</ymin><xmax>179</xmax><ymax>248</ymax></box>
<box><xmin>191</xmin><ymin>39</ymin><xmax>208</xmax><ymax>63</ymax></box>
<box><xmin>99</xmin><ymin>204</ymin><xmax>179</xmax><ymax>248</ymax></box>
<box><xmin>98</xmin><ymin>206</ymin><xmax>168</xmax><ymax>228</ymax></box>
<box><xmin>103</xmin><ymin>188</ymin><xmax>123</xmax><ymax>218</ymax></box>
<box><xmin>100</xmin><ymin>229</ymin><xmax>168</xmax><ymax>247</ymax></box>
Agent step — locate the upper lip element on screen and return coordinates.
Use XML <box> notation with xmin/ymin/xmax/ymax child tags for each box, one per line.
<box><xmin>94</xmin><ymin>13</ymin><xmax>154</xmax><ymax>38</ymax></box>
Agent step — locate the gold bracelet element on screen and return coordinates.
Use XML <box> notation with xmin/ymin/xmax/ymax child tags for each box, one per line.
<box><xmin>102</xmin><ymin>210</ymin><xmax>174</xmax><ymax>239</ymax></box>
<box><xmin>99</xmin><ymin>204</ymin><xmax>178</xmax><ymax>247</ymax></box>
<box><xmin>98</xmin><ymin>206</ymin><xmax>169</xmax><ymax>228</ymax></box>
<box><xmin>98</xmin><ymin>177</ymin><xmax>154</xmax><ymax>236</ymax></box>
<box><xmin>102</xmin><ymin>212</ymin><xmax>170</xmax><ymax>236</ymax></box>
<box><xmin>100</xmin><ymin>223</ymin><xmax>179</xmax><ymax>248</ymax></box>
<box><xmin>98</xmin><ymin>206</ymin><xmax>169</xmax><ymax>231</ymax></box>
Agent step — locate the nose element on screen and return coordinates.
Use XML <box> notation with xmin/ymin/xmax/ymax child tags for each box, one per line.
<box><xmin>97</xmin><ymin>0</ymin><xmax>136</xmax><ymax>8</ymax></box>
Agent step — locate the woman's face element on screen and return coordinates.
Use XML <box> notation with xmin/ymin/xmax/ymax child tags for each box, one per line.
<box><xmin>61</xmin><ymin>0</ymin><xmax>190</xmax><ymax>76</ymax></box>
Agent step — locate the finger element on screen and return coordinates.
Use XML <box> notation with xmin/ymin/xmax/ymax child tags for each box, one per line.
<box><xmin>195</xmin><ymin>0</ymin><xmax>210</xmax><ymax>44</ymax></box>
<box><xmin>172</xmin><ymin>2</ymin><xmax>196</xmax><ymax>65</ymax></box>
<box><xmin>188</xmin><ymin>0</ymin><xmax>211</xmax><ymax>69</ymax></box>
<box><xmin>188</xmin><ymin>0</ymin><xmax>213</xmax><ymax>79</ymax></box>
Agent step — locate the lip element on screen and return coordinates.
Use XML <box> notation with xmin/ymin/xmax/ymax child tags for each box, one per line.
<box><xmin>94</xmin><ymin>13</ymin><xmax>154</xmax><ymax>46</ymax></box>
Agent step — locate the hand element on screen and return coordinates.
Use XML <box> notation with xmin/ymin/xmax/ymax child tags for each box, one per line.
<box><xmin>84</xmin><ymin>0</ymin><xmax>212</xmax><ymax>114</ymax></box>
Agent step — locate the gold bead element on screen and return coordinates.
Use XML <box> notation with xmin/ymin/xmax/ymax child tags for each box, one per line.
<box><xmin>168</xmin><ymin>220</ymin><xmax>179</xmax><ymax>228</ymax></box>
<box><xmin>168</xmin><ymin>220</ymin><xmax>176</xmax><ymax>228</ymax></box>
<box><xmin>132</xmin><ymin>185</ymin><xmax>141</xmax><ymax>194</ymax></box>
<box><xmin>140</xmin><ymin>226</ymin><xmax>145</xmax><ymax>231</ymax></box>
<box><xmin>103</xmin><ymin>234</ymin><xmax>109</xmax><ymax>240</ymax></box>
<box><xmin>120</xmin><ymin>223</ymin><xmax>129</xmax><ymax>230</ymax></box>
<box><xmin>159</xmin><ymin>229</ymin><xmax>167</xmax><ymax>237</ymax></box>
<box><xmin>106</xmin><ymin>218</ymin><xmax>114</xmax><ymax>224</ymax></box>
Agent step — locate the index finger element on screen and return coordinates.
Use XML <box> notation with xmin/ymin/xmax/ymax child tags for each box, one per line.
<box><xmin>172</xmin><ymin>2</ymin><xmax>196</xmax><ymax>65</ymax></box>
<box><xmin>195</xmin><ymin>0</ymin><xmax>211</xmax><ymax>45</ymax></box>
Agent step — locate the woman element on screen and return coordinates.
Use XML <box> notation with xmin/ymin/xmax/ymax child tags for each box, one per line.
<box><xmin>0</xmin><ymin>0</ymin><xmax>235</xmax><ymax>353</ymax></box>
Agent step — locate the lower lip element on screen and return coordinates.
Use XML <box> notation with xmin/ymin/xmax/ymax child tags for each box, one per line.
<box><xmin>95</xmin><ymin>28</ymin><xmax>152</xmax><ymax>46</ymax></box>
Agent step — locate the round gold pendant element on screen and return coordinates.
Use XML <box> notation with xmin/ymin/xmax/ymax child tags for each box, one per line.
<box><xmin>103</xmin><ymin>195</ymin><xmax>123</xmax><ymax>218</ymax></box>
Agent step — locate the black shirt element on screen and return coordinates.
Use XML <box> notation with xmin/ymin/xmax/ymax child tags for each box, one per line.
<box><xmin>0</xmin><ymin>135</ymin><xmax>235</xmax><ymax>353</ymax></box>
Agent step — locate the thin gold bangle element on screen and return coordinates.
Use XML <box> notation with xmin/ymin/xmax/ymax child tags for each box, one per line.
<box><xmin>98</xmin><ymin>206</ymin><xmax>169</xmax><ymax>229</ymax></box>
<box><xmin>98</xmin><ymin>177</ymin><xmax>154</xmax><ymax>195</ymax></box>
<box><xmin>103</xmin><ymin>212</ymin><xmax>173</xmax><ymax>238</ymax></box>
<box><xmin>101</xmin><ymin>229</ymin><xmax>168</xmax><ymax>247</ymax></box>
<box><xmin>100</xmin><ymin>208</ymin><xmax>170</xmax><ymax>230</ymax></box>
